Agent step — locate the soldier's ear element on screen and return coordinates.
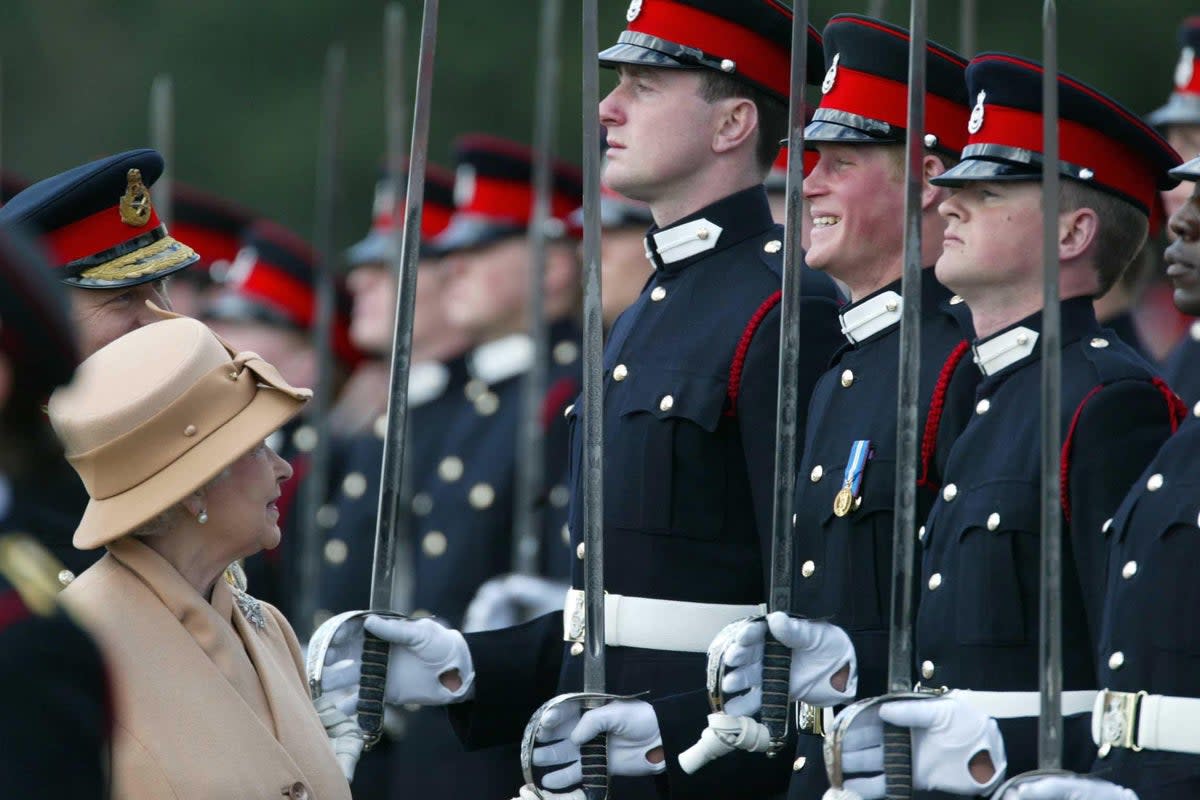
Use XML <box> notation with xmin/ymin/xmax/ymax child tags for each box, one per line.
<box><xmin>921</xmin><ymin>154</ymin><xmax>950</xmax><ymax>212</ymax></box>
<box><xmin>711</xmin><ymin>97</ymin><xmax>758</xmax><ymax>156</ymax></box>
<box><xmin>179</xmin><ymin>490</ymin><xmax>206</xmax><ymax>519</ymax></box>
<box><xmin>1058</xmin><ymin>206</ymin><xmax>1100</xmax><ymax>263</ymax></box>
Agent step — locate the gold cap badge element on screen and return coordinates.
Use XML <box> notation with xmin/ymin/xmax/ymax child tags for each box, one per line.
<box><xmin>119</xmin><ymin>168</ymin><xmax>153</xmax><ymax>227</ymax></box>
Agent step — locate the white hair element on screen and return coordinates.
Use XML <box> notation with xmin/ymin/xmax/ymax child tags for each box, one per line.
<box><xmin>126</xmin><ymin>466</ymin><xmax>232</xmax><ymax>539</ymax></box>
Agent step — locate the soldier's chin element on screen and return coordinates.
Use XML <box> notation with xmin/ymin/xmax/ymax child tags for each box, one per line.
<box><xmin>1174</xmin><ymin>283</ymin><xmax>1200</xmax><ymax>317</ymax></box>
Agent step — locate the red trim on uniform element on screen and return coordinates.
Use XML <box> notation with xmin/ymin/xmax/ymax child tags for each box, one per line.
<box><xmin>917</xmin><ymin>340</ymin><xmax>970</xmax><ymax>490</ymax></box>
<box><xmin>372</xmin><ymin>203</ymin><xmax>454</xmax><ymax>240</ymax></box>
<box><xmin>542</xmin><ymin>376</ymin><xmax>580</xmax><ymax>432</ymax></box>
<box><xmin>1059</xmin><ymin>385</ymin><xmax>1104</xmax><ymax>523</ymax></box>
<box><xmin>821</xmin><ymin>66</ymin><xmax>970</xmax><ymax>153</ymax></box>
<box><xmin>0</xmin><ymin>589</ymin><xmax>29</xmax><ymax>631</ymax></box>
<box><xmin>44</xmin><ymin>205</ymin><xmax>162</xmax><ymax>266</ymax></box>
<box><xmin>726</xmin><ymin>290</ymin><xmax>782</xmax><ymax>417</ymax></box>
<box><xmin>238</xmin><ymin>264</ymin><xmax>360</xmax><ymax>366</ymax></box>
<box><xmin>1152</xmin><ymin>377</ymin><xmax>1188</xmax><ymax>432</ymax></box>
<box><xmin>968</xmin><ymin>103</ymin><xmax>1158</xmax><ymax>213</ymax></box>
<box><xmin>1182</xmin><ymin>58</ymin><xmax>1200</xmax><ymax>95</ymax></box>
<box><xmin>628</xmin><ymin>0</ymin><xmax>790</xmax><ymax>98</ymax></box>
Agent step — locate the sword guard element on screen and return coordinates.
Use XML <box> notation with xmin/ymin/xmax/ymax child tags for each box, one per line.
<box><xmin>823</xmin><ymin>691</ymin><xmax>938</xmax><ymax>793</ymax></box>
<box><xmin>990</xmin><ymin>769</ymin><xmax>1077</xmax><ymax>798</ymax></box>
<box><xmin>520</xmin><ymin>691</ymin><xmax>639</xmax><ymax>800</ymax></box>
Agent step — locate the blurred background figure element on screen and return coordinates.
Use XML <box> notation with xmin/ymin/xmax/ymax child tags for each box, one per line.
<box><xmin>205</xmin><ymin>218</ymin><xmax>361</xmax><ymax>614</ymax></box>
<box><xmin>0</xmin><ymin>225</ymin><xmax>111</xmax><ymax>800</ymax></box>
<box><xmin>167</xmin><ymin>183</ymin><xmax>257</xmax><ymax>318</ymax></box>
<box><xmin>0</xmin><ymin>149</ymin><xmax>199</xmax><ymax>577</ymax></box>
<box><xmin>576</xmin><ymin>178</ymin><xmax>654</xmax><ymax>329</ymax></box>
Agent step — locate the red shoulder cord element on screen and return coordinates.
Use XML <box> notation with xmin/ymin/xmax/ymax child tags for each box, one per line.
<box><xmin>916</xmin><ymin>340</ymin><xmax>971</xmax><ymax>490</ymax></box>
<box><xmin>725</xmin><ymin>290</ymin><xmax>783</xmax><ymax>417</ymax></box>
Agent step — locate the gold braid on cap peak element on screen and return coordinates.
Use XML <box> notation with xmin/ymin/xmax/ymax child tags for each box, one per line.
<box><xmin>77</xmin><ymin>236</ymin><xmax>196</xmax><ymax>282</ymax></box>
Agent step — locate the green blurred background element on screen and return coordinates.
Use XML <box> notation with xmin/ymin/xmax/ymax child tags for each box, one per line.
<box><xmin>2</xmin><ymin>1</ymin><xmax>1194</xmax><ymax>251</ymax></box>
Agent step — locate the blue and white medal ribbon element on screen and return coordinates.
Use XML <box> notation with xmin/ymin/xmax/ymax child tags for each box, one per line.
<box><xmin>833</xmin><ymin>439</ymin><xmax>871</xmax><ymax>518</ymax></box>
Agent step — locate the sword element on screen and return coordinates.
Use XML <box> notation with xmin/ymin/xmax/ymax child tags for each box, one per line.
<box><xmin>359</xmin><ymin>0</ymin><xmax>441</xmax><ymax>751</ymax></box>
<box><xmin>295</xmin><ymin>45</ymin><xmax>345</xmax><ymax>642</ymax></box>
<box><xmin>512</xmin><ymin>0</ymin><xmax>563</xmax><ymax>581</ymax></box>
<box><xmin>149</xmin><ymin>74</ymin><xmax>173</xmax><ymax>228</ymax></box>
<box><xmin>881</xmin><ymin>2</ymin><xmax>928</xmax><ymax>797</ymax></box>
<box><xmin>760</xmin><ymin>0</ymin><xmax>811</xmax><ymax>758</ymax></box>
<box><xmin>958</xmin><ymin>0</ymin><xmax>977</xmax><ymax>58</ymax></box>
<box><xmin>1037</xmin><ymin>0</ymin><xmax>1064</xmax><ymax>771</ymax></box>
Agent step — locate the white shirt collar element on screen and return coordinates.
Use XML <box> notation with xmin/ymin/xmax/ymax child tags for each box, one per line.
<box><xmin>468</xmin><ymin>333</ymin><xmax>534</xmax><ymax>385</ymax></box>
<box><xmin>840</xmin><ymin>290</ymin><xmax>902</xmax><ymax>345</ymax></box>
<box><xmin>973</xmin><ymin>326</ymin><xmax>1039</xmax><ymax>377</ymax></box>
<box><xmin>408</xmin><ymin>361</ymin><xmax>451</xmax><ymax>408</ymax></box>
<box><xmin>644</xmin><ymin>218</ymin><xmax>723</xmax><ymax>266</ymax></box>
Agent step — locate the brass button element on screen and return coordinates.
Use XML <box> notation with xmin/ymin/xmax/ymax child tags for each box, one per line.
<box><xmin>570</xmin><ymin>642</ymin><xmax>584</xmax><ymax>656</ymax></box>
<box><xmin>651</xmin><ymin>286</ymin><xmax>667</xmax><ymax>302</ymax></box>
<box><xmin>943</xmin><ymin>484</ymin><xmax>958</xmax><ymax>502</ymax></box>
<box><xmin>801</xmin><ymin>560</ymin><xmax>816</xmax><ymax>578</ymax></box>
<box><xmin>1102</xmin><ymin>517</ymin><xmax>1113</xmax><ymax>533</ymax></box>
<box><xmin>324</xmin><ymin>538</ymin><xmax>348</xmax><ymax>565</ymax></box>
<box><xmin>293</xmin><ymin>425</ymin><xmax>318</xmax><ymax>452</ymax></box>
<box><xmin>438</xmin><ymin>456</ymin><xmax>464</xmax><ymax>482</ymax></box>
<box><xmin>464</xmin><ymin>378</ymin><xmax>487</xmax><ymax>401</ymax></box>
<box><xmin>918</xmin><ymin>525</ymin><xmax>926</xmax><ymax>541</ymax></box>
<box><xmin>810</xmin><ymin>465</ymin><xmax>824</xmax><ymax>482</ymax></box>
<box><xmin>949</xmin><ymin>294</ymin><xmax>964</xmax><ymax>305</ymax></box>
<box><xmin>58</xmin><ymin>569</ymin><xmax>75</xmax><ymax>587</ymax></box>
<box><xmin>422</xmin><ymin>531</ymin><xmax>448</xmax><ymax>558</ymax></box>
<box><xmin>374</xmin><ymin>414</ymin><xmax>388</xmax><ymax>439</ymax></box>
<box><xmin>1108</xmin><ymin>651</ymin><xmax>1125</xmax><ymax>670</ymax></box>
<box><xmin>576</xmin><ymin>542</ymin><xmax>585</xmax><ymax>560</ymax></box>
<box><xmin>885</xmin><ymin>300</ymin><xmax>898</xmax><ymax>312</ymax></box>
<box><xmin>554</xmin><ymin>340</ymin><xmax>580</xmax><ymax>365</ymax></box>
<box><xmin>659</xmin><ymin>395</ymin><xmax>675</xmax><ymax>412</ymax></box>
<box><xmin>561</xmin><ymin>523</ymin><xmax>570</xmax><ymax>544</ymax></box>
<box><xmin>792</xmin><ymin>756</ymin><xmax>806</xmax><ymax>771</ymax></box>
<box><xmin>468</xmin><ymin>483</ymin><xmax>495</xmax><ymax>509</ymax></box>
<box><xmin>792</xmin><ymin>513</ymin><xmax>798</xmax><ymax>527</ymax></box>
<box><xmin>1192</xmin><ymin>320</ymin><xmax>1200</xmax><ymax>342</ymax></box>
<box><xmin>921</xmin><ymin>660</ymin><xmax>935</xmax><ymax>679</ymax></box>
<box><xmin>412</xmin><ymin>492</ymin><xmax>433</xmax><ymax>516</ymax></box>
<box><xmin>1194</xmin><ymin>400</ymin><xmax>1200</xmax><ymax>418</ymax></box>
<box><xmin>342</xmin><ymin>472</ymin><xmax>368</xmax><ymax>499</ymax></box>
<box><xmin>613</xmin><ymin>364</ymin><xmax>628</xmax><ymax>382</ymax></box>
<box><xmin>1016</xmin><ymin>333</ymin><xmax>1030</xmax><ymax>346</ymax></box>
<box><xmin>1147</xmin><ymin>473</ymin><xmax>1164</xmax><ymax>492</ymax></box>
<box><xmin>840</xmin><ymin>369</ymin><xmax>854</xmax><ymax>388</ymax></box>
<box><xmin>928</xmin><ymin>573</ymin><xmax>943</xmax><ymax>591</ymax></box>
<box><xmin>316</xmin><ymin>504</ymin><xmax>339</xmax><ymax>529</ymax></box>
<box><xmin>987</xmin><ymin>512</ymin><xmax>1000</xmax><ymax>531</ymax></box>
<box><xmin>564</xmin><ymin>403</ymin><xmax>575</xmax><ymax>419</ymax></box>
<box><xmin>764</xmin><ymin>240</ymin><xmax>782</xmax><ymax>254</ymax></box>
<box><xmin>475</xmin><ymin>391</ymin><xmax>500</xmax><ymax>416</ymax></box>
<box><xmin>697</xmin><ymin>228</ymin><xmax>710</xmax><ymax>240</ymax></box>
<box><xmin>1098</xmin><ymin>742</ymin><xmax>1112</xmax><ymax>759</ymax></box>
<box><xmin>976</xmin><ymin>399</ymin><xmax>990</xmax><ymax>415</ymax></box>
<box><xmin>1089</xmin><ymin>337</ymin><xmax>1110</xmax><ymax>349</ymax></box>
<box><xmin>1122</xmin><ymin>561</ymin><xmax>1138</xmax><ymax>579</ymax></box>
<box><xmin>550</xmin><ymin>485</ymin><xmax>571</xmax><ymax>508</ymax></box>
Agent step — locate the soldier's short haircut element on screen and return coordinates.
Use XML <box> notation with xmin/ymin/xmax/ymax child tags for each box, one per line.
<box><xmin>881</xmin><ymin>144</ymin><xmax>960</xmax><ymax>183</ymax></box>
<box><xmin>1059</xmin><ymin>181</ymin><xmax>1149</xmax><ymax>296</ymax></box>
<box><xmin>696</xmin><ymin>72</ymin><xmax>787</xmax><ymax>177</ymax></box>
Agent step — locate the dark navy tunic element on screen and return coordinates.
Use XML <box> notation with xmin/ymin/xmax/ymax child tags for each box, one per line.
<box><xmin>451</xmin><ymin>186</ymin><xmax>845</xmax><ymax>800</ymax></box>
<box><xmin>1089</xmin><ymin>398</ymin><xmax>1200</xmax><ymax>799</ymax></box>
<box><xmin>787</xmin><ymin>269</ymin><xmax>976</xmax><ymax>799</ymax></box>
<box><xmin>1163</xmin><ymin>321</ymin><xmax>1200</xmax><ymax>406</ymax></box>
<box><xmin>915</xmin><ymin>298</ymin><xmax>1176</xmax><ymax>785</ymax></box>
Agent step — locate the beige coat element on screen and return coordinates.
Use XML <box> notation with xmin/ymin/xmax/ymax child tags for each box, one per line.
<box><xmin>61</xmin><ymin>538</ymin><xmax>352</xmax><ymax>800</ymax></box>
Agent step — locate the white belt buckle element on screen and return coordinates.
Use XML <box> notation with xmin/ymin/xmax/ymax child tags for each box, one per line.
<box><xmin>566</xmin><ymin>590</ymin><xmax>586</xmax><ymax>643</ymax></box>
<box><xmin>1097</xmin><ymin>689</ymin><xmax>1146</xmax><ymax>758</ymax></box>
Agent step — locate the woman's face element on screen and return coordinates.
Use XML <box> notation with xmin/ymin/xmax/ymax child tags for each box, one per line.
<box><xmin>203</xmin><ymin>440</ymin><xmax>293</xmax><ymax>556</ymax></box>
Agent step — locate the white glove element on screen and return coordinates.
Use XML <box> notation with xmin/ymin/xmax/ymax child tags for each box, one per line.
<box><xmin>719</xmin><ymin>612</ymin><xmax>857</xmax><ymax>717</ymax></box>
<box><xmin>313</xmin><ymin>693</ymin><xmax>364</xmax><ymax>782</ymax></box>
<box><xmin>1000</xmin><ymin>776</ymin><xmax>1138</xmax><ymax>800</ymax></box>
<box><xmin>463</xmin><ymin>574</ymin><xmax>570</xmax><ymax>633</ymax></box>
<box><xmin>677</xmin><ymin>712</ymin><xmax>775</xmax><ymax>774</ymax></box>
<box><xmin>531</xmin><ymin>697</ymin><xmax>665</xmax><ymax>793</ymax></box>
<box><xmin>320</xmin><ymin>615</ymin><xmax>475</xmax><ymax>711</ymax></box>
<box><xmin>834</xmin><ymin>697</ymin><xmax>1006</xmax><ymax>798</ymax></box>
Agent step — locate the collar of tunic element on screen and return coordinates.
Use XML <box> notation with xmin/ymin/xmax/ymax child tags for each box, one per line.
<box><xmin>642</xmin><ymin>185</ymin><xmax>775</xmax><ymax>273</ymax></box>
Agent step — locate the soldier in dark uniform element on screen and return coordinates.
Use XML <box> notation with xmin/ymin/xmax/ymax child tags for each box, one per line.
<box><xmin>0</xmin><ymin>149</ymin><xmax>199</xmax><ymax>579</ymax></box>
<box><xmin>313</xmin><ymin>3</ymin><xmax>843</xmax><ymax>798</ymax></box>
<box><xmin>693</xmin><ymin>16</ymin><xmax>980</xmax><ymax>797</ymax></box>
<box><xmin>205</xmin><ymin>219</ymin><xmax>361</xmax><ymax>614</ymax></box>
<box><xmin>315</xmin><ymin>164</ymin><xmax>468</xmax><ymax>800</ymax></box>
<box><xmin>1156</xmin><ymin>20</ymin><xmax>1200</xmax><ymax>403</ymax></box>
<box><xmin>0</xmin><ymin>225</ymin><xmax>110</xmax><ymax>798</ymax></box>
<box><xmin>826</xmin><ymin>54</ymin><xmax>1186</xmax><ymax>798</ymax></box>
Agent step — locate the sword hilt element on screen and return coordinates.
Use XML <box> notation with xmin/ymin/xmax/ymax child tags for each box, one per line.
<box><xmin>761</xmin><ymin>635</ymin><xmax>792</xmax><ymax>755</ymax></box>
<box><xmin>356</xmin><ymin>630</ymin><xmax>389</xmax><ymax>750</ymax></box>
<box><xmin>882</xmin><ymin>721</ymin><xmax>913</xmax><ymax>799</ymax></box>
<box><xmin>579</xmin><ymin>695</ymin><xmax>609</xmax><ymax>800</ymax></box>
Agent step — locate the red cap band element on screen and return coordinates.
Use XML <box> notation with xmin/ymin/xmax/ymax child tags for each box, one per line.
<box><xmin>628</xmin><ymin>0</ymin><xmax>790</xmax><ymax>98</ymax></box>
<box><xmin>238</xmin><ymin>263</ymin><xmax>358</xmax><ymax>364</ymax></box>
<box><xmin>45</xmin><ymin>205</ymin><xmax>163</xmax><ymax>267</ymax></box>
<box><xmin>170</xmin><ymin>223</ymin><xmax>240</xmax><ymax>271</ymax></box>
<box><xmin>461</xmin><ymin>175</ymin><xmax>578</xmax><ymax>227</ymax></box>
<box><xmin>970</xmin><ymin>103</ymin><xmax>1159</xmax><ymax>213</ymax></box>
<box><xmin>371</xmin><ymin>202</ymin><xmax>454</xmax><ymax>241</ymax></box>
<box><xmin>820</xmin><ymin>65</ymin><xmax>969</xmax><ymax>152</ymax></box>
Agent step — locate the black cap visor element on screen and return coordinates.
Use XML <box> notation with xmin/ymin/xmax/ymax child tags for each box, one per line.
<box><xmin>427</xmin><ymin>214</ymin><xmax>526</xmax><ymax>257</ymax></box>
<box><xmin>805</xmin><ymin>109</ymin><xmax>900</xmax><ymax>146</ymax></box>
<box><xmin>1169</xmin><ymin>154</ymin><xmax>1200</xmax><ymax>183</ymax></box>
<box><xmin>598</xmin><ymin>31</ymin><xmax>719</xmax><ymax>72</ymax></box>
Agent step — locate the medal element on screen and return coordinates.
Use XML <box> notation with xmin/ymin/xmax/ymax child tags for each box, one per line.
<box><xmin>833</xmin><ymin>439</ymin><xmax>871</xmax><ymax>518</ymax></box>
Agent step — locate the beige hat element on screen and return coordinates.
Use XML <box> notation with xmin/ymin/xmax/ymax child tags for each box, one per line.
<box><xmin>48</xmin><ymin>316</ymin><xmax>312</xmax><ymax>549</ymax></box>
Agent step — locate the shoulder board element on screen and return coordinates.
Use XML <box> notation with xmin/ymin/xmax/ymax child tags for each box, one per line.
<box><xmin>0</xmin><ymin>533</ymin><xmax>64</xmax><ymax>617</ymax></box>
<box><xmin>1076</xmin><ymin>334</ymin><xmax>1156</xmax><ymax>384</ymax></box>
<box><xmin>753</xmin><ymin>226</ymin><xmax>787</xmax><ymax>279</ymax></box>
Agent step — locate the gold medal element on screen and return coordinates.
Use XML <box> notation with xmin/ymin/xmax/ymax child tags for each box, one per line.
<box><xmin>833</xmin><ymin>486</ymin><xmax>854</xmax><ymax>517</ymax></box>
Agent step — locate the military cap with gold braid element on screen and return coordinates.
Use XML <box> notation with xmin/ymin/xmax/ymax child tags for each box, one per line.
<box><xmin>0</xmin><ymin>148</ymin><xmax>197</xmax><ymax>289</ymax></box>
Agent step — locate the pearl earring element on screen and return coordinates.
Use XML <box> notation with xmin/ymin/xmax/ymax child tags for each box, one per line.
<box><xmin>197</xmin><ymin>510</ymin><xmax>209</xmax><ymax>525</ymax></box>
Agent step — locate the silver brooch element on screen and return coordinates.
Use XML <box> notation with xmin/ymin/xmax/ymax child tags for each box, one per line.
<box><xmin>233</xmin><ymin>587</ymin><xmax>266</xmax><ymax>630</ymax></box>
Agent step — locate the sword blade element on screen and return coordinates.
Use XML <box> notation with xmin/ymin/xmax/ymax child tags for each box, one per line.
<box><xmin>1038</xmin><ymin>0</ymin><xmax>1064</xmax><ymax>770</ymax></box>
<box><xmin>958</xmin><ymin>0</ymin><xmax>978</xmax><ymax>57</ymax></box>
<box><xmin>149</xmin><ymin>74</ymin><xmax>173</xmax><ymax>228</ymax></box>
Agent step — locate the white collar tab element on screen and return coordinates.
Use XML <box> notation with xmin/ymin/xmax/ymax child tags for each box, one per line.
<box><xmin>644</xmin><ymin>218</ymin><xmax>723</xmax><ymax>267</ymax></box>
<box><xmin>973</xmin><ymin>326</ymin><xmax>1039</xmax><ymax>377</ymax></box>
<box><xmin>840</xmin><ymin>290</ymin><xmax>902</xmax><ymax>345</ymax></box>
<box><xmin>408</xmin><ymin>361</ymin><xmax>451</xmax><ymax>408</ymax></box>
<box><xmin>469</xmin><ymin>334</ymin><xmax>534</xmax><ymax>385</ymax></box>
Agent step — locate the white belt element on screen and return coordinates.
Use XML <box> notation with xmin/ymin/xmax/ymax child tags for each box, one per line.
<box><xmin>562</xmin><ymin>589</ymin><xmax>764</xmax><ymax>653</ymax></box>
<box><xmin>1092</xmin><ymin>689</ymin><xmax>1200</xmax><ymax>756</ymax></box>
<box><xmin>947</xmin><ymin>689</ymin><xmax>1096</xmax><ymax>719</ymax></box>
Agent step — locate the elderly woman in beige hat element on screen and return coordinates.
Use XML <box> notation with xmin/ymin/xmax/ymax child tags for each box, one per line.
<box><xmin>50</xmin><ymin>315</ymin><xmax>360</xmax><ymax>800</ymax></box>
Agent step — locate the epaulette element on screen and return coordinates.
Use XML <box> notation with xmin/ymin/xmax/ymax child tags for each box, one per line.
<box><xmin>0</xmin><ymin>533</ymin><xmax>65</xmax><ymax>618</ymax></box>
